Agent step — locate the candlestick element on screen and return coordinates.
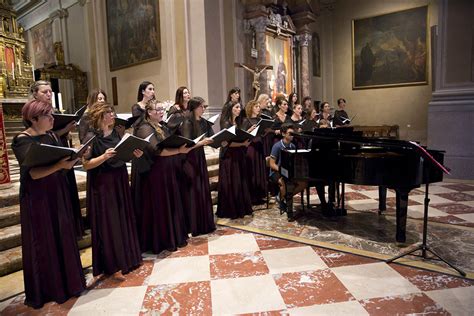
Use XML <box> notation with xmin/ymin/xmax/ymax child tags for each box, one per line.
<box><xmin>58</xmin><ymin>93</ymin><xmax>63</xmax><ymax>112</ymax></box>
<box><xmin>11</xmin><ymin>63</ymin><xmax>15</xmax><ymax>80</ymax></box>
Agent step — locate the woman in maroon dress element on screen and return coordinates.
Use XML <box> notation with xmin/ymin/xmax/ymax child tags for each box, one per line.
<box><xmin>216</xmin><ymin>102</ymin><xmax>253</xmax><ymax>219</ymax></box>
<box><xmin>12</xmin><ymin>100</ymin><xmax>86</xmax><ymax>308</ymax></box>
<box><xmin>179</xmin><ymin>97</ymin><xmax>216</xmax><ymax>235</ymax></box>
<box><xmin>242</xmin><ymin>100</ymin><xmax>267</xmax><ymax>204</ymax></box>
<box><xmin>82</xmin><ymin>103</ymin><xmax>142</xmax><ymax>281</ymax></box>
<box><xmin>167</xmin><ymin>86</ymin><xmax>191</xmax><ymax>134</ymax></box>
<box><xmin>134</xmin><ymin>99</ymin><xmax>191</xmax><ymax>253</ymax></box>
<box><xmin>30</xmin><ymin>80</ymin><xmax>84</xmax><ymax>238</ymax></box>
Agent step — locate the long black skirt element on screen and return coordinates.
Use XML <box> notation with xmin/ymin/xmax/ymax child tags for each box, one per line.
<box><xmin>88</xmin><ymin>166</ymin><xmax>142</xmax><ymax>276</ymax></box>
<box><xmin>182</xmin><ymin>147</ymin><xmax>216</xmax><ymax>236</ymax></box>
<box><xmin>66</xmin><ymin>169</ymin><xmax>84</xmax><ymax>238</ymax></box>
<box><xmin>216</xmin><ymin>147</ymin><xmax>253</xmax><ymax>219</ymax></box>
<box><xmin>20</xmin><ymin>172</ymin><xmax>86</xmax><ymax>309</ymax></box>
<box><xmin>139</xmin><ymin>155</ymin><xmax>188</xmax><ymax>253</ymax></box>
<box><xmin>246</xmin><ymin>138</ymin><xmax>267</xmax><ymax>204</ymax></box>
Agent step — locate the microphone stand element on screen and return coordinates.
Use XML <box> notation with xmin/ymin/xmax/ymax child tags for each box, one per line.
<box><xmin>386</xmin><ymin>173</ymin><xmax>466</xmax><ymax>277</ymax></box>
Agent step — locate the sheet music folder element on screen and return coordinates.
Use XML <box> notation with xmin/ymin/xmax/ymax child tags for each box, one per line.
<box><xmin>23</xmin><ymin>135</ymin><xmax>95</xmax><ymax>168</ymax></box>
<box><xmin>158</xmin><ymin>134</ymin><xmax>205</xmax><ymax>148</ymax></box>
<box><xmin>52</xmin><ymin>105</ymin><xmax>87</xmax><ymax>130</ymax></box>
<box><xmin>256</xmin><ymin>118</ymin><xmax>274</xmax><ymax>135</ymax></box>
<box><xmin>113</xmin><ymin>133</ymin><xmax>153</xmax><ymax>162</ymax></box>
<box><xmin>209</xmin><ymin>126</ymin><xmax>236</xmax><ymax>149</ymax></box>
<box><xmin>114</xmin><ymin>114</ymin><xmax>139</xmax><ymax>129</ymax></box>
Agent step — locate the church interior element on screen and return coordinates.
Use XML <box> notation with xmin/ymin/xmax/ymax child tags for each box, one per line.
<box><xmin>0</xmin><ymin>0</ymin><xmax>473</xmax><ymax>314</ymax></box>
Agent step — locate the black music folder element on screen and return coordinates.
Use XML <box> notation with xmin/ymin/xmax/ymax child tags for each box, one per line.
<box><xmin>23</xmin><ymin>135</ymin><xmax>95</xmax><ymax>168</ymax></box>
<box><xmin>52</xmin><ymin>105</ymin><xmax>87</xmax><ymax>130</ymax></box>
<box><xmin>115</xmin><ymin>114</ymin><xmax>139</xmax><ymax>129</ymax></box>
<box><xmin>256</xmin><ymin>118</ymin><xmax>274</xmax><ymax>135</ymax></box>
<box><xmin>158</xmin><ymin>133</ymin><xmax>205</xmax><ymax>149</ymax></box>
<box><xmin>209</xmin><ymin>126</ymin><xmax>236</xmax><ymax>149</ymax></box>
<box><xmin>233</xmin><ymin>126</ymin><xmax>259</xmax><ymax>143</ymax></box>
<box><xmin>113</xmin><ymin>133</ymin><xmax>153</xmax><ymax>162</ymax></box>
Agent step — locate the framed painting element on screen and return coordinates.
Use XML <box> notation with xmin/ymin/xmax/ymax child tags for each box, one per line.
<box><xmin>352</xmin><ymin>6</ymin><xmax>428</xmax><ymax>89</ymax></box>
<box><xmin>266</xmin><ymin>34</ymin><xmax>293</xmax><ymax>99</ymax></box>
<box><xmin>30</xmin><ymin>20</ymin><xmax>55</xmax><ymax>67</ymax></box>
<box><xmin>312</xmin><ymin>32</ymin><xmax>321</xmax><ymax>77</ymax></box>
<box><xmin>106</xmin><ymin>0</ymin><xmax>161</xmax><ymax>71</ymax></box>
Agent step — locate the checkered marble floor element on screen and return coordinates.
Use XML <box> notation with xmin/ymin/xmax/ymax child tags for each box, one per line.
<box><xmin>1</xmin><ymin>227</ymin><xmax>473</xmax><ymax>315</ymax></box>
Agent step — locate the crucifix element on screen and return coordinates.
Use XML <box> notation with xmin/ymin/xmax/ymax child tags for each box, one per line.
<box><xmin>234</xmin><ymin>62</ymin><xmax>273</xmax><ymax>100</ymax></box>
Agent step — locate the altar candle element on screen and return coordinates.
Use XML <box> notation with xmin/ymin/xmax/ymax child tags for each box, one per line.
<box><xmin>11</xmin><ymin>63</ymin><xmax>15</xmax><ymax>80</ymax></box>
<box><xmin>52</xmin><ymin>92</ymin><xmax>56</xmax><ymax>108</ymax></box>
<box><xmin>58</xmin><ymin>93</ymin><xmax>63</xmax><ymax>112</ymax></box>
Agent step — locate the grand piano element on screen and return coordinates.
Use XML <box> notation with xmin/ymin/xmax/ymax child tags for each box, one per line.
<box><xmin>280</xmin><ymin>128</ymin><xmax>446</xmax><ymax>243</ymax></box>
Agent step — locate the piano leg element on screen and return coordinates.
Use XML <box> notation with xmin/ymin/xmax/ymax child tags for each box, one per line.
<box><xmin>395</xmin><ymin>188</ymin><xmax>410</xmax><ymax>243</ymax></box>
<box><xmin>379</xmin><ymin>186</ymin><xmax>387</xmax><ymax>215</ymax></box>
<box><xmin>285</xmin><ymin>182</ymin><xmax>295</xmax><ymax>221</ymax></box>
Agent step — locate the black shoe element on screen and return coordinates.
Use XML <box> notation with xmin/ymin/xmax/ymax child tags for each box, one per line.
<box><xmin>276</xmin><ymin>195</ymin><xmax>287</xmax><ymax>213</ymax></box>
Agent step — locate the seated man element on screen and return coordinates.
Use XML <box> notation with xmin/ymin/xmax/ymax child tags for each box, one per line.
<box><xmin>269</xmin><ymin>123</ymin><xmax>307</xmax><ymax>212</ymax></box>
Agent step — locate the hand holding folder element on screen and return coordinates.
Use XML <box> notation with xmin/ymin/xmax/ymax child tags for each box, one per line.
<box><xmin>113</xmin><ymin>133</ymin><xmax>153</xmax><ymax>162</ymax></box>
<box><xmin>115</xmin><ymin>114</ymin><xmax>140</xmax><ymax>129</ymax></box>
<box><xmin>158</xmin><ymin>133</ymin><xmax>206</xmax><ymax>149</ymax></box>
<box><xmin>23</xmin><ymin>135</ymin><xmax>96</xmax><ymax>168</ymax></box>
<box><xmin>52</xmin><ymin>105</ymin><xmax>87</xmax><ymax>130</ymax></box>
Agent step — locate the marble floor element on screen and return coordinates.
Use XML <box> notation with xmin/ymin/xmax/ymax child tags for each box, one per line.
<box><xmin>0</xmin><ymin>181</ymin><xmax>473</xmax><ymax>315</ymax></box>
<box><xmin>1</xmin><ymin>227</ymin><xmax>473</xmax><ymax>315</ymax></box>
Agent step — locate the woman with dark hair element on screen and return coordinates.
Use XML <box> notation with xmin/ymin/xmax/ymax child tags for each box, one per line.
<box><xmin>273</xmin><ymin>97</ymin><xmax>291</xmax><ymax>137</ymax></box>
<box><xmin>12</xmin><ymin>100</ymin><xmax>86</xmax><ymax>308</ymax></box>
<box><xmin>333</xmin><ymin>98</ymin><xmax>350</xmax><ymax>127</ymax></box>
<box><xmin>167</xmin><ymin>86</ymin><xmax>191</xmax><ymax>134</ymax></box>
<box><xmin>30</xmin><ymin>80</ymin><xmax>84</xmax><ymax>238</ymax></box>
<box><xmin>134</xmin><ymin>99</ymin><xmax>191</xmax><ymax>252</ymax></box>
<box><xmin>82</xmin><ymin>102</ymin><xmax>142</xmax><ymax>282</ymax></box>
<box><xmin>242</xmin><ymin>100</ymin><xmax>267</xmax><ymax>204</ymax></box>
<box><xmin>302</xmin><ymin>96</ymin><xmax>312</xmax><ymax>117</ymax></box>
<box><xmin>179</xmin><ymin>97</ymin><xmax>216</xmax><ymax>235</ymax></box>
<box><xmin>79</xmin><ymin>88</ymin><xmax>107</xmax><ymax>143</ymax></box>
<box><xmin>131</xmin><ymin>81</ymin><xmax>155</xmax><ymax>125</ymax></box>
<box><xmin>216</xmin><ymin>102</ymin><xmax>253</xmax><ymax>219</ymax></box>
<box><xmin>287</xmin><ymin>92</ymin><xmax>298</xmax><ymax>116</ymax></box>
<box><xmin>290</xmin><ymin>103</ymin><xmax>306</xmax><ymax>148</ymax></box>
<box><xmin>318</xmin><ymin>101</ymin><xmax>333</xmax><ymax>128</ymax></box>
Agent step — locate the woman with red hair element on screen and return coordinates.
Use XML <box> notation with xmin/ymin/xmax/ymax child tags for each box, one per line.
<box><xmin>11</xmin><ymin>100</ymin><xmax>86</xmax><ymax>308</ymax></box>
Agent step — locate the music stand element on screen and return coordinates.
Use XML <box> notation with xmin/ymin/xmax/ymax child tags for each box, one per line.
<box><xmin>386</xmin><ymin>176</ymin><xmax>466</xmax><ymax>277</ymax></box>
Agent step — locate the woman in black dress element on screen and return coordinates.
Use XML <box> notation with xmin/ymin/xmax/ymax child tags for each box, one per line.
<box><xmin>242</xmin><ymin>100</ymin><xmax>267</xmax><ymax>204</ymax></box>
<box><xmin>167</xmin><ymin>86</ymin><xmax>191</xmax><ymax>134</ymax></box>
<box><xmin>257</xmin><ymin>93</ymin><xmax>275</xmax><ymax>158</ymax></box>
<box><xmin>82</xmin><ymin>103</ymin><xmax>142</xmax><ymax>281</ymax></box>
<box><xmin>179</xmin><ymin>97</ymin><xmax>216</xmax><ymax>235</ymax></box>
<box><xmin>30</xmin><ymin>81</ymin><xmax>84</xmax><ymax>238</ymax></box>
<box><xmin>78</xmin><ymin>89</ymin><xmax>107</xmax><ymax>143</ymax></box>
<box><xmin>216</xmin><ymin>102</ymin><xmax>253</xmax><ymax>219</ymax></box>
<box><xmin>12</xmin><ymin>100</ymin><xmax>86</xmax><ymax>308</ymax></box>
<box><xmin>272</xmin><ymin>97</ymin><xmax>291</xmax><ymax>141</ymax></box>
<box><xmin>134</xmin><ymin>99</ymin><xmax>191</xmax><ymax>252</ymax></box>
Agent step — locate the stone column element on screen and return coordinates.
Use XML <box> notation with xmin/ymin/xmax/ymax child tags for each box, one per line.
<box><xmin>428</xmin><ymin>0</ymin><xmax>474</xmax><ymax>179</ymax></box>
<box><xmin>296</xmin><ymin>32</ymin><xmax>312</xmax><ymax>98</ymax></box>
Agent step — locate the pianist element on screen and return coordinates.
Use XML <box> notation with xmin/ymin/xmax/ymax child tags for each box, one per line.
<box><xmin>268</xmin><ymin>123</ymin><xmax>307</xmax><ymax>212</ymax></box>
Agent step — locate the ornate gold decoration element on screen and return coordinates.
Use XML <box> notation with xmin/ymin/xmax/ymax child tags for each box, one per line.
<box><xmin>0</xmin><ymin>1</ymin><xmax>34</xmax><ymax>99</ymax></box>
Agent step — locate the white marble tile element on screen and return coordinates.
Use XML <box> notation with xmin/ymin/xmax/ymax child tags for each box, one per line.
<box><xmin>69</xmin><ymin>286</ymin><xmax>147</xmax><ymax>315</ymax></box>
<box><xmin>409</xmin><ymin>194</ymin><xmax>453</xmax><ymax>205</ymax></box>
<box><xmin>147</xmin><ymin>255</ymin><xmax>210</xmax><ymax>285</ymax></box>
<box><xmin>361</xmin><ymin>189</ymin><xmax>396</xmax><ymax>199</ymax></box>
<box><xmin>417</xmin><ymin>186</ymin><xmax>456</xmax><ymax>194</ymax></box>
<box><xmin>208</xmin><ymin>233</ymin><xmax>259</xmax><ymax>255</ymax></box>
<box><xmin>211</xmin><ymin>275</ymin><xmax>286</xmax><ymax>314</ymax></box>
<box><xmin>0</xmin><ymin>297</ymin><xmax>16</xmax><ymax>313</ymax></box>
<box><xmin>288</xmin><ymin>301</ymin><xmax>369</xmax><ymax>316</ymax></box>
<box><xmin>460</xmin><ymin>201</ymin><xmax>474</xmax><ymax>207</ymax></box>
<box><xmin>453</xmin><ymin>213</ymin><xmax>474</xmax><ymax>223</ymax></box>
<box><xmin>347</xmin><ymin>199</ymin><xmax>379</xmax><ymax>211</ymax></box>
<box><xmin>425</xmin><ymin>286</ymin><xmax>474</xmax><ymax>316</ymax></box>
<box><xmin>330</xmin><ymin>262</ymin><xmax>420</xmax><ymax>300</ymax></box>
<box><xmin>407</xmin><ymin>205</ymin><xmax>448</xmax><ymax>219</ymax></box>
<box><xmin>261</xmin><ymin>246</ymin><xmax>328</xmax><ymax>274</ymax></box>
<box><xmin>464</xmin><ymin>190</ymin><xmax>474</xmax><ymax>196</ymax></box>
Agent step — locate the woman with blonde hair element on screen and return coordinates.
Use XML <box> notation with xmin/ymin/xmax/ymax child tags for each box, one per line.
<box><xmin>83</xmin><ymin>102</ymin><xmax>142</xmax><ymax>281</ymax></box>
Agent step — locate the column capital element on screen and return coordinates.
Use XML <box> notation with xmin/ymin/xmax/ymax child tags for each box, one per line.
<box><xmin>295</xmin><ymin>33</ymin><xmax>312</xmax><ymax>47</ymax></box>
